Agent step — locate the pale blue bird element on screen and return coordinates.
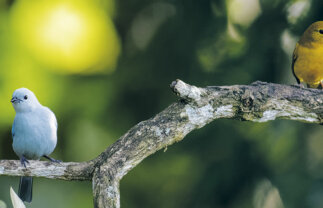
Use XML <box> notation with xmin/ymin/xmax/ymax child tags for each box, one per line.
<box><xmin>11</xmin><ymin>88</ymin><xmax>60</xmax><ymax>202</ymax></box>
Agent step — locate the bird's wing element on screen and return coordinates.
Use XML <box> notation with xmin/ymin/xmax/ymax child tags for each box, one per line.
<box><xmin>12</xmin><ymin>119</ymin><xmax>16</xmax><ymax>138</ymax></box>
<box><xmin>44</xmin><ymin>107</ymin><xmax>58</xmax><ymax>129</ymax></box>
<box><xmin>54</xmin><ymin>114</ymin><xmax>58</xmax><ymax>129</ymax></box>
<box><xmin>292</xmin><ymin>43</ymin><xmax>300</xmax><ymax>84</ymax></box>
<box><xmin>51</xmin><ymin>110</ymin><xmax>58</xmax><ymax>129</ymax></box>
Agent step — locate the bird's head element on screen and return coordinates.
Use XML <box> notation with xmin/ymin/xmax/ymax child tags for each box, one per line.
<box><xmin>11</xmin><ymin>88</ymin><xmax>40</xmax><ymax>112</ymax></box>
<box><xmin>299</xmin><ymin>21</ymin><xmax>323</xmax><ymax>46</ymax></box>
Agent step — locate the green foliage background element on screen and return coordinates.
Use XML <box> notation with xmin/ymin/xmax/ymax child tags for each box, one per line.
<box><xmin>0</xmin><ymin>0</ymin><xmax>323</xmax><ymax>207</ymax></box>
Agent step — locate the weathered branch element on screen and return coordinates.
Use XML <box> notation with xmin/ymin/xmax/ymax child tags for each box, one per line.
<box><xmin>1</xmin><ymin>80</ymin><xmax>323</xmax><ymax>208</ymax></box>
<box><xmin>0</xmin><ymin>160</ymin><xmax>94</xmax><ymax>180</ymax></box>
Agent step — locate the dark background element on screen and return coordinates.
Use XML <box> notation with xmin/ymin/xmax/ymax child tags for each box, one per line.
<box><xmin>0</xmin><ymin>0</ymin><xmax>323</xmax><ymax>207</ymax></box>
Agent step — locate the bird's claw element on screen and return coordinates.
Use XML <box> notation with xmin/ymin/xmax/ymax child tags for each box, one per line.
<box><xmin>298</xmin><ymin>83</ymin><xmax>304</xmax><ymax>88</ymax></box>
<box><xmin>20</xmin><ymin>156</ymin><xmax>30</xmax><ymax>168</ymax></box>
<box><xmin>51</xmin><ymin>159</ymin><xmax>61</xmax><ymax>163</ymax></box>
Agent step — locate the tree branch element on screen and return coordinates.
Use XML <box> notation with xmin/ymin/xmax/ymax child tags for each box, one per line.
<box><xmin>1</xmin><ymin>80</ymin><xmax>323</xmax><ymax>207</ymax></box>
<box><xmin>0</xmin><ymin>160</ymin><xmax>94</xmax><ymax>180</ymax></box>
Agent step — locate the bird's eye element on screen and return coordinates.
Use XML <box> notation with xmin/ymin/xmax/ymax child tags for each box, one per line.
<box><xmin>319</xmin><ymin>30</ymin><xmax>323</xmax><ymax>34</ymax></box>
<box><xmin>24</xmin><ymin>95</ymin><xmax>28</xmax><ymax>100</ymax></box>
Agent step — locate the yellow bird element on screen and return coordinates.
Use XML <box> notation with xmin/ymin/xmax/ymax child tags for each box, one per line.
<box><xmin>292</xmin><ymin>21</ymin><xmax>323</xmax><ymax>88</ymax></box>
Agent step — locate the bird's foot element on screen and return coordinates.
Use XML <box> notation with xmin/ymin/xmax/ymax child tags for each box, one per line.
<box><xmin>292</xmin><ymin>83</ymin><xmax>304</xmax><ymax>88</ymax></box>
<box><xmin>43</xmin><ymin>155</ymin><xmax>61</xmax><ymax>163</ymax></box>
<box><xmin>20</xmin><ymin>156</ymin><xmax>30</xmax><ymax>168</ymax></box>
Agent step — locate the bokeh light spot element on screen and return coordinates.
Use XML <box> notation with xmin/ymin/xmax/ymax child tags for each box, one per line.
<box><xmin>9</xmin><ymin>0</ymin><xmax>120</xmax><ymax>74</ymax></box>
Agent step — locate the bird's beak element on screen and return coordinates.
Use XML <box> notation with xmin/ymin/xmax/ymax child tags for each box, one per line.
<box><xmin>11</xmin><ymin>97</ymin><xmax>21</xmax><ymax>103</ymax></box>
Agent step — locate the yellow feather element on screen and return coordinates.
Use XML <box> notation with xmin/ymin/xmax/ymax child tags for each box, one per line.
<box><xmin>292</xmin><ymin>21</ymin><xmax>323</xmax><ymax>88</ymax></box>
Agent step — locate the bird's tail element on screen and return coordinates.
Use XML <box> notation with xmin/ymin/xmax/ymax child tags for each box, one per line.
<box><xmin>18</xmin><ymin>176</ymin><xmax>33</xmax><ymax>203</ymax></box>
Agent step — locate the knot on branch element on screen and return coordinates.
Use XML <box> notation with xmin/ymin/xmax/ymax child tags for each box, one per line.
<box><xmin>170</xmin><ymin>79</ymin><xmax>207</xmax><ymax>106</ymax></box>
<box><xmin>241</xmin><ymin>93</ymin><xmax>255</xmax><ymax>110</ymax></box>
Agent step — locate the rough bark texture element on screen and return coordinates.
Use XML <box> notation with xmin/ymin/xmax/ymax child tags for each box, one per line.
<box><xmin>0</xmin><ymin>160</ymin><xmax>94</xmax><ymax>180</ymax></box>
<box><xmin>1</xmin><ymin>80</ymin><xmax>323</xmax><ymax>208</ymax></box>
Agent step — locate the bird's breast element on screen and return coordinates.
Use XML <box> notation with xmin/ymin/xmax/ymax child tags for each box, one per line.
<box><xmin>12</xmin><ymin>110</ymin><xmax>57</xmax><ymax>159</ymax></box>
<box><xmin>294</xmin><ymin>44</ymin><xmax>323</xmax><ymax>87</ymax></box>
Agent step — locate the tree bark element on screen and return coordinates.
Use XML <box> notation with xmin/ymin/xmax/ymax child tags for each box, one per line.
<box><xmin>1</xmin><ymin>80</ymin><xmax>322</xmax><ymax>207</ymax></box>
